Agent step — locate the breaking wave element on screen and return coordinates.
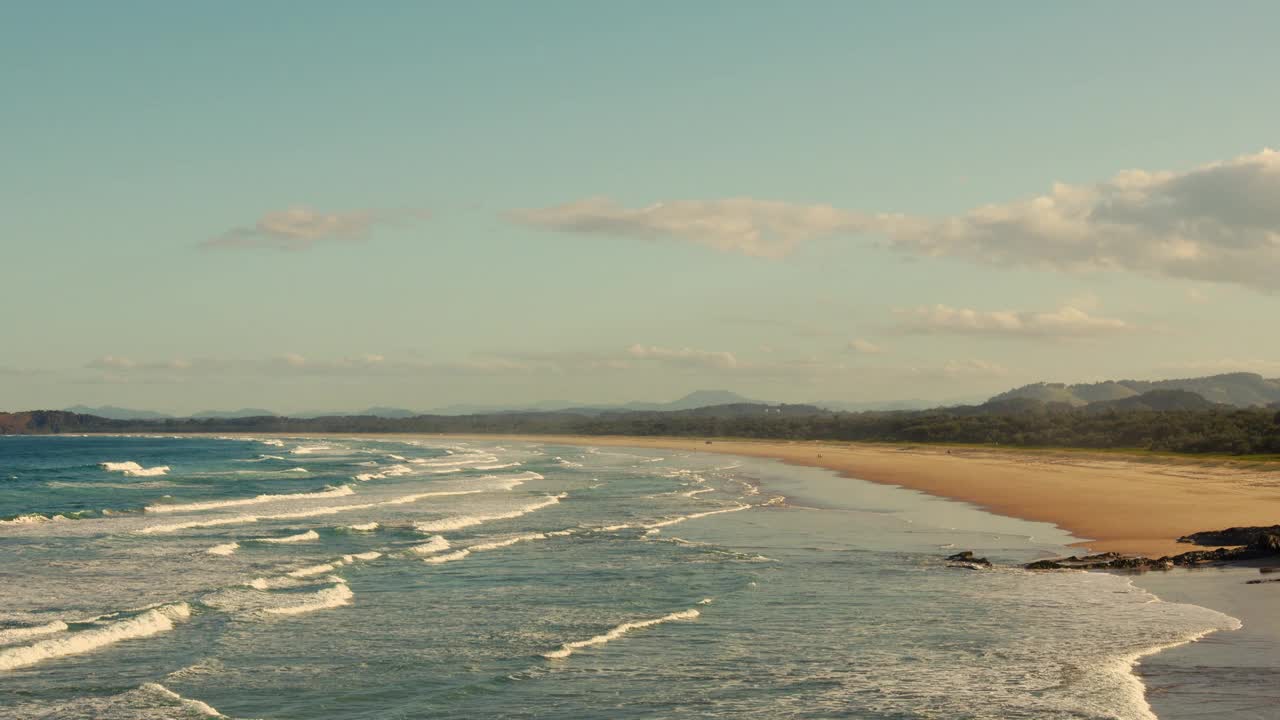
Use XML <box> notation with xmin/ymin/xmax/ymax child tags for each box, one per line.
<box><xmin>542</xmin><ymin>608</ymin><xmax>701</xmax><ymax>659</ymax></box>
<box><xmin>205</xmin><ymin>542</ymin><xmax>240</xmax><ymax>556</ymax></box>
<box><xmin>145</xmin><ymin>485</ymin><xmax>355</xmax><ymax>514</ymax></box>
<box><xmin>253</xmin><ymin>530</ymin><xmax>319</xmax><ymax>544</ymax></box>
<box><xmin>0</xmin><ymin>620</ymin><xmax>69</xmax><ymax>645</ymax></box>
<box><xmin>413</xmin><ymin>494</ymin><xmax>566</xmax><ymax>533</ymax></box>
<box><xmin>0</xmin><ymin>603</ymin><xmax>190</xmax><ymax>671</ymax></box>
<box><xmin>263</xmin><ymin>584</ymin><xmax>354</xmax><ymax>616</ymax></box>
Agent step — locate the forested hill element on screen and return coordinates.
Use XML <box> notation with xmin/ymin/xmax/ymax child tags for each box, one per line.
<box><xmin>989</xmin><ymin>372</ymin><xmax>1280</xmax><ymax>408</ymax></box>
<box><xmin>4</xmin><ymin>390</ymin><xmax>1280</xmax><ymax>456</ymax></box>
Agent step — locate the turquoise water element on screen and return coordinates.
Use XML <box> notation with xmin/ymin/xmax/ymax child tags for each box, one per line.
<box><xmin>0</xmin><ymin>435</ymin><xmax>1241</xmax><ymax>719</ymax></box>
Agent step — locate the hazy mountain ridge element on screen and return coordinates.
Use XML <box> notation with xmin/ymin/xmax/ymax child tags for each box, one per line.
<box><xmin>989</xmin><ymin>373</ymin><xmax>1280</xmax><ymax>408</ymax></box>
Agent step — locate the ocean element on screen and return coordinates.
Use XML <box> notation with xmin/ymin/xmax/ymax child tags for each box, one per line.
<box><xmin>0</xmin><ymin>435</ymin><xmax>1249</xmax><ymax>719</ymax></box>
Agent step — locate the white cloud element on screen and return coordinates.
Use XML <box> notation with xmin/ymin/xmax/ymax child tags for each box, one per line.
<box><xmin>847</xmin><ymin>338</ymin><xmax>885</xmax><ymax>354</ymax></box>
<box><xmin>509</xmin><ymin>149</ymin><xmax>1280</xmax><ymax>291</ymax></box>
<box><xmin>894</xmin><ymin>304</ymin><xmax>1134</xmax><ymax>338</ymax></box>
<box><xmin>627</xmin><ymin>344</ymin><xmax>739</xmax><ymax>370</ymax></box>
<box><xmin>204</xmin><ymin>206</ymin><xmax>429</xmax><ymax>250</ymax></box>
<box><xmin>908</xmin><ymin>359</ymin><xmax>1011</xmax><ymax>379</ymax></box>
<box><xmin>509</xmin><ymin>197</ymin><xmax>863</xmax><ymax>258</ymax></box>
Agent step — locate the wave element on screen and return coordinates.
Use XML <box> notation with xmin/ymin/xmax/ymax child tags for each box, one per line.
<box><xmin>100</xmin><ymin>461</ymin><xmax>171</xmax><ymax>477</ymax></box>
<box><xmin>414</xmin><ymin>494</ymin><xmax>566</xmax><ymax>534</ymax></box>
<box><xmin>260</xmin><ymin>439</ymin><xmax>285</xmax><ymax>447</ymax></box>
<box><xmin>263</xmin><ymin>583</ymin><xmax>354</xmax><ymax>617</ymax></box>
<box><xmin>147</xmin><ymin>485</ymin><xmax>354</xmax><ymax>514</ymax></box>
<box><xmin>341</xmin><ymin>551</ymin><xmax>382</xmax><ymax>563</ymax></box>
<box><xmin>354</xmin><ymin>464</ymin><xmax>415</xmax><ymax>481</ymax></box>
<box><xmin>0</xmin><ymin>620</ymin><xmax>69</xmax><ymax>645</ymax></box>
<box><xmin>474</xmin><ymin>462</ymin><xmax>520</xmax><ymax>470</ymax></box>
<box><xmin>344</xmin><ymin>522</ymin><xmax>380</xmax><ymax>532</ymax></box>
<box><xmin>205</xmin><ymin>542</ymin><xmax>240</xmax><ymax>556</ymax></box>
<box><xmin>0</xmin><ymin>513</ymin><xmax>69</xmax><ymax>527</ymax></box>
<box><xmin>408</xmin><ymin>455</ymin><xmax>498</xmax><ymax>469</ymax></box>
<box><xmin>409</xmin><ymin>535</ymin><xmax>451</xmax><ymax>556</ymax></box>
<box><xmin>542</xmin><ymin>608</ymin><xmax>701</xmax><ymax>659</ymax></box>
<box><xmin>422</xmin><ymin>549</ymin><xmax>471</xmax><ymax>564</ymax></box>
<box><xmin>290</xmin><ymin>445</ymin><xmax>331</xmax><ymax>455</ymax></box>
<box><xmin>137</xmin><ymin>682</ymin><xmax>224</xmax><ymax>717</ymax></box>
<box><xmin>254</xmin><ymin>530</ymin><xmax>319</xmax><ymax>544</ymax></box>
<box><xmin>287</xmin><ymin>563</ymin><xmax>338</xmax><ymax>578</ymax></box>
<box><xmin>99</xmin><ymin>461</ymin><xmax>143</xmax><ymax>472</ymax></box>
<box><xmin>138</xmin><ymin>488</ymin><xmax>485</xmax><ymax>534</ymax></box>
<box><xmin>644</xmin><ymin>503</ymin><xmax>751</xmax><ymax>530</ymax></box>
<box><xmin>0</xmin><ymin>603</ymin><xmax>190</xmax><ymax>671</ymax></box>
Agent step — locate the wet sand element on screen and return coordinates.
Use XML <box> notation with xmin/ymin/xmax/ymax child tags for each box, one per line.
<box><xmin>433</xmin><ymin>435</ymin><xmax>1280</xmax><ymax>557</ymax></box>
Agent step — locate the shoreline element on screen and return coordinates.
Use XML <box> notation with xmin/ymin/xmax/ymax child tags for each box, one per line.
<box><xmin>425</xmin><ymin>434</ymin><xmax>1280</xmax><ymax>558</ymax></box>
<box><xmin>74</xmin><ymin>431</ymin><xmax>1280</xmax><ymax>557</ymax></box>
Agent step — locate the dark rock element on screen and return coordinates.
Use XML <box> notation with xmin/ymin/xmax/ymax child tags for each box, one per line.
<box><xmin>1245</xmin><ymin>578</ymin><xmax>1280</xmax><ymax>585</ymax></box>
<box><xmin>945</xmin><ymin>550</ymin><xmax>992</xmax><ymax>567</ymax></box>
<box><xmin>1177</xmin><ymin>525</ymin><xmax>1280</xmax><ymax>548</ymax></box>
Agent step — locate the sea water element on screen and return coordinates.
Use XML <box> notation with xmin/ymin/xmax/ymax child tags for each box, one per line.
<box><xmin>0</xmin><ymin>435</ymin><xmax>1242</xmax><ymax>719</ymax></box>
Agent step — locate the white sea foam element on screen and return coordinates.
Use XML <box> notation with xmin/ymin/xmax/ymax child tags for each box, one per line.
<box><xmin>0</xmin><ymin>513</ymin><xmax>68</xmax><ymax>527</ymax></box>
<box><xmin>287</xmin><ymin>563</ymin><xmax>338</xmax><ymax>578</ymax></box>
<box><xmin>205</xmin><ymin>542</ymin><xmax>240</xmax><ymax>556</ymax></box>
<box><xmin>542</xmin><ymin>608</ymin><xmax>701</xmax><ymax>659</ymax></box>
<box><xmin>341</xmin><ymin>551</ymin><xmax>382</xmax><ymax>563</ymax></box>
<box><xmin>422</xmin><ymin>549</ymin><xmax>471</xmax><ymax>564</ymax></box>
<box><xmin>290</xmin><ymin>445</ymin><xmax>331</xmax><ymax>455</ymax></box>
<box><xmin>414</xmin><ymin>494</ymin><xmax>566</xmax><ymax>533</ymax></box>
<box><xmin>409</xmin><ymin>535</ymin><xmax>451</xmax><ymax>555</ymax></box>
<box><xmin>138</xmin><ymin>487</ymin><xmax>485</xmax><ymax>535</ymax></box>
<box><xmin>138</xmin><ymin>683</ymin><xmax>224</xmax><ymax>717</ymax></box>
<box><xmin>354</xmin><ymin>464</ymin><xmax>415</xmax><ymax>481</ymax></box>
<box><xmin>645</xmin><ymin>503</ymin><xmax>751</xmax><ymax>530</ymax></box>
<box><xmin>345</xmin><ymin>522</ymin><xmax>380</xmax><ymax>532</ymax></box>
<box><xmin>254</xmin><ymin>530</ymin><xmax>319</xmax><ymax>544</ymax></box>
<box><xmin>263</xmin><ymin>584</ymin><xmax>353</xmax><ymax>616</ymax></box>
<box><xmin>0</xmin><ymin>620</ymin><xmax>69</xmax><ymax>645</ymax></box>
<box><xmin>146</xmin><ymin>485</ymin><xmax>354</xmax><ymax>514</ymax></box>
<box><xmin>0</xmin><ymin>603</ymin><xmax>190</xmax><ymax>671</ymax></box>
<box><xmin>99</xmin><ymin>461</ymin><xmax>143</xmax><ymax>472</ymax></box>
<box><xmin>260</xmin><ymin>439</ymin><xmax>285</xmax><ymax>447</ymax></box>
<box><xmin>474</xmin><ymin>462</ymin><xmax>520</xmax><ymax>470</ymax></box>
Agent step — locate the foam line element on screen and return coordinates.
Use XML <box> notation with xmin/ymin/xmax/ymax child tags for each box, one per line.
<box><xmin>138</xmin><ymin>683</ymin><xmax>224</xmax><ymax>718</ymax></box>
<box><xmin>254</xmin><ymin>530</ymin><xmax>319</xmax><ymax>544</ymax></box>
<box><xmin>262</xmin><ymin>584</ymin><xmax>353</xmax><ymax>616</ymax></box>
<box><xmin>543</xmin><ymin>608</ymin><xmax>701</xmax><ymax>659</ymax></box>
<box><xmin>645</xmin><ymin>503</ymin><xmax>751</xmax><ymax>530</ymax></box>
<box><xmin>146</xmin><ymin>485</ymin><xmax>354</xmax><ymax>514</ymax></box>
<box><xmin>0</xmin><ymin>620</ymin><xmax>69</xmax><ymax>645</ymax></box>
<box><xmin>138</xmin><ymin>489</ymin><xmax>484</xmax><ymax>534</ymax></box>
<box><xmin>413</xmin><ymin>493</ymin><xmax>566</xmax><ymax>533</ymax></box>
<box><xmin>0</xmin><ymin>603</ymin><xmax>190</xmax><ymax>671</ymax></box>
<box><xmin>205</xmin><ymin>542</ymin><xmax>240</xmax><ymax>556</ymax></box>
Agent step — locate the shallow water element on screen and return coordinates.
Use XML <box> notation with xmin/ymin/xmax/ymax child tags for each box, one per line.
<box><xmin>0</xmin><ymin>435</ymin><xmax>1243</xmax><ymax>718</ymax></box>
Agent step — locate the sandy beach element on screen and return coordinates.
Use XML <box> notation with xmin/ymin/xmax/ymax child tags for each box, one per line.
<box><xmin>421</xmin><ymin>435</ymin><xmax>1280</xmax><ymax>558</ymax></box>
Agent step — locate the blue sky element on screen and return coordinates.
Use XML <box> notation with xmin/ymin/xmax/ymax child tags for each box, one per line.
<box><xmin>3</xmin><ymin>2</ymin><xmax>1279</xmax><ymax>413</ymax></box>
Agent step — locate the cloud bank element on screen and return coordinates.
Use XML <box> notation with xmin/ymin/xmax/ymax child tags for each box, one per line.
<box><xmin>204</xmin><ymin>207</ymin><xmax>429</xmax><ymax>250</ymax></box>
<box><xmin>509</xmin><ymin>149</ymin><xmax>1280</xmax><ymax>291</ymax></box>
<box><xmin>894</xmin><ymin>304</ymin><xmax>1135</xmax><ymax>338</ymax></box>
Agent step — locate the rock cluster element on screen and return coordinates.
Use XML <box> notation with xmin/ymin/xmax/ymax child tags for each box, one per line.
<box><xmin>1020</xmin><ymin>526</ymin><xmax>1280</xmax><ymax>572</ymax></box>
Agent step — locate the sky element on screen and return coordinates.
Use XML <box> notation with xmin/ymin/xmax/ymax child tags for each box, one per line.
<box><xmin>3</xmin><ymin>2</ymin><xmax>1280</xmax><ymax>414</ymax></box>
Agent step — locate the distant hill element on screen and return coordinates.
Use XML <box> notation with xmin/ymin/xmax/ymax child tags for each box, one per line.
<box><xmin>1084</xmin><ymin>389</ymin><xmax>1220</xmax><ymax>413</ymax></box>
<box><xmin>428</xmin><ymin>390</ymin><xmax>767</xmax><ymax>416</ymax></box>
<box><xmin>190</xmin><ymin>408</ymin><xmax>278</xmax><ymax>419</ymax></box>
<box><xmin>64</xmin><ymin>405</ymin><xmax>174</xmax><ymax>420</ymax></box>
<box><xmin>990</xmin><ymin>373</ymin><xmax>1280</xmax><ymax>408</ymax></box>
<box><xmin>293</xmin><ymin>406</ymin><xmax>419</xmax><ymax>419</ymax></box>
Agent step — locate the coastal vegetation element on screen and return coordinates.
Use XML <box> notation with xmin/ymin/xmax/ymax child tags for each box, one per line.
<box><xmin>5</xmin><ymin>388</ymin><xmax>1280</xmax><ymax>456</ymax></box>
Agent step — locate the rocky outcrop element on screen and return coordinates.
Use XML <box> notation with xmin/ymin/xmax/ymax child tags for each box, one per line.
<box><xmin>1022</xmin><ymin>527</ymin><xmax>1280</xmax><ymax>572</ymax></box>
<box><xmin>1177</xmin><ymin>526</ymin><xmax>1280</xmax><ymax>549</ymax></box>
<box><xmin>945</xmin><ymin>551</ymin><xmax>991</xmax><ymax>568</ymax></box>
